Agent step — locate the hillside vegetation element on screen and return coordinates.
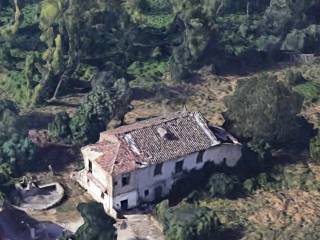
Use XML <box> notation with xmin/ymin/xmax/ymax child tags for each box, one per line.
<box><xmin>0</xmin><ymin>0</ymin><xmax>320</xmax><ymax>240</ymax></box>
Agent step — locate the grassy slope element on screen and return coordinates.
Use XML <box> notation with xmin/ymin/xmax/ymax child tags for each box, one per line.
<box><xmin>198</xmin><ymin>163</ymin><xmax>320</xmax><ymax>240</ymax></box>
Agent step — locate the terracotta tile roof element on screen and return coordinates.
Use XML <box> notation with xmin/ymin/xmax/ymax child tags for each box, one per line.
<box><xmin>83</xmin><ymin>111</ymin><xmax>227</xmax><ymax>176</ymax></box>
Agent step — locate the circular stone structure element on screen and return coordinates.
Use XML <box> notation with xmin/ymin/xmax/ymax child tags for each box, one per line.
<box><xmin>11</xmin><ymin>182</ymin><xmax>64</xmax><ymax>211</ymax></box>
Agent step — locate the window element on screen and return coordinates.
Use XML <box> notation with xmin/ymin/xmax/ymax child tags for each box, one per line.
<box><xmin>154</xmin><ymin>163</ymin><xmax>163</xmax><ymax>176</ymax></box>
<box><xmin>144</xmin><ymin>189</ymin><xmax>149</xmax><ymax>197</ymax></box>
<box><xmin>196</xmin><ymin>150</ymin><xmax>204</xmax><ymax>163</ymax></box>
<box><xmin>175</xmin><ymin>160</ymin><xmax>184</xmax><ymax>173</ymax></box>
<box><xmin>101</xmin><ymin>192</ymin><xmax>105</xmax><ymax>199</ymax></box>
<box><xmin>122</xmin><ymin>173</ymin><xmax>131</xmax><ymax>186</ymax></box>
<box><xmin>88</xmin><ymin>160</ymin><xmax>93</xmax><ymax>173</ymax></box>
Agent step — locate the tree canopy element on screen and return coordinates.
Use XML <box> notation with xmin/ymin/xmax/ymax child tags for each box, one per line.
<box><xmin>224</xmin><ymin>74</ymin><xmax>309</xmax><ymax>147</ymax></box>
<box><xmin>0</xmin><ymin>100</ymin><xmax>36</xmax><ymax>172</ymax></box>
<box><xmin>74</xmin><ymin>202</ymin><xmax>117</xmax><ymax>240</ymax></box>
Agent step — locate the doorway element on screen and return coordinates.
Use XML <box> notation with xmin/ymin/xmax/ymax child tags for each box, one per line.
<box><xmin>120</xmin><ymin>199</ymin><xmax>128</xmax><ymax>211</ymax></box>
<box><xmin>154</xmin><ymin>186</ymin><xmax>163</xmax><ymax>201</ymax></box>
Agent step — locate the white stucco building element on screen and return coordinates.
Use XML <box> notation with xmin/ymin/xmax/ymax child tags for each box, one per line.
<box><xmin>77</xmin><ymin>111</ymin><xmax>242</xmax><ymax>215</ymax></box>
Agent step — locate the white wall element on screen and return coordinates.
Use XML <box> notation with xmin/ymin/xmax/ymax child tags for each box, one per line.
<box><xmin>112</xmin><ymin>143</ymin><xmax>242</xmax><ymax>208</ymax></box>
<box><xmin>203</xmin><ymin>144</ymin><xmax>242</xmax><ymax>167</ymax></box>
<box><xmin>86</xmin><ymin>176</ymin><xmax>113</xmax><ymax>213</ymax></box>
<box><xmin>82</xmin><ymin>143</ymin><xmax>242</xmax><ymax>211</ymax></box>
<box><xmin>81</xmin><ymin>149</ymin><xmax>114</xmax><ymax>214</ymax></box>
<box><xmin>113</xmin><ymin>191</ymin><xmax>138</xmax><ymax>210</ymax></box>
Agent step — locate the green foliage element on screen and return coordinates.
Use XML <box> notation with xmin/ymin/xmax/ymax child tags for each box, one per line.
<box><xmin>285</xmin><ymin>70</ymin><xmax>307</xmax><ymax>86</ymax></box>
<box><xmin>0</xmin><ymin>100</ymin><xmax>36</xmax><ymax>172</ymax></box>
<box><xmin>310</xmin><ymin>133</ymin><xmax>320</xmax><ymax>162</ymax></box>
<box><xmin>21</xmin><ymin>3</ymin><xmax>40</xmax><ymax>28</ymax></box>
<box><xmin>69</xmin><ymin>87</ymin><xmax>115</xmax><ymax>144</ymax></box>
<box><xmin>73</xmin><ymin>64</ymin><xmax>97</xmax><ymax>82</ymax></box>
<box><xmin>224</xmin><ymin>74</ymin><xmax>307</xmax><ymax>147</ymax></box>
<box><xmin>240</xmin><ymin>162</ymin><xmax>320</xmax><ymax>193</ymax></box>
<box><xmin>154</xmin><ymin>199</ymin><xmax>169</xmax><ymax>224</ymax></box>
<box><xmin>124</xmin><ymin>0</ymin><xmax>173</xmax><ymax>28</ymax></box>
<box><xmin>0</xmin><ymin>71</ymin><xmax>34</xmax><ymax>107</ymax></box>
<box><xmin>281</xmin><ymin>25</ymin><xmax>320</xmax><ymax>53</ymax></box>
<box><xmin>169</xmin><ymin>163</ymin><xmax>215</xmax><ymax>205</ymax></box>
<box><xmin>1</xmin><ymin>134</ymin><xmax>36</xmax><ymax>172</ymax></box>
<box><xmin>169</xmin><ymin>0</ymin><xmax>223</xmax><ymax>80</ymax></box>
<box><xmin>207</xmin><ymin>173</ymin><xmax>238</xmax><ymax>198</ymax></box>
<box><xmin>155</xmin><ymin>202</ymin><xmax>220</xmax><ymax>240</ymax></box>
<box><xmin>0</xmin><ymin>0</ymin><xmax>22</xmax><ymax>42</ymax></box>
<box><xmin>0</xmin><ymin>163</ymin><xmax>13</xmax><ymax>185</ymax></box>
<box><xmin>48</xmin><ymin>111</ymin><xmax>72</xmax><ymax>142</ymax></box>
<box><xmin>294</xmin><ymin>82</ymin><xmax>320</xmax><ymax>102</ymax></box>
<box><xmin>128</xmin><ymin>60</ymin><xmax>169</xmax><ymax>91</ymax></box>
<box><xmin>49</xmin><ymin>78</ymin><xmax>132</xmax><ymax>145</ymax></box>
<box><xmin>74</xmin><ymin>202</ymin><xmax>117</xmax><ymax>240</ymax></box>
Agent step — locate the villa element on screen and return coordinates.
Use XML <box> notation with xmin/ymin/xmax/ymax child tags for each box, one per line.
<box><xmin>77</xmin><ymin>111</ymin><xmax>242</xmax><ymax>215</ymax></box>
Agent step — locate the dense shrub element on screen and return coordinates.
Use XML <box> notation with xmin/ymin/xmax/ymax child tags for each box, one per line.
<box><xmin>224</xmin><ymin>74</ymin><xmax>311</xmax><ymax>148</ymax></box>
<box><xmin>60</xmin><ymin>202</ymin><xmax>117</xmax><ymax>240</ymax></box>
<box><xmin>207</xmin><ymin>173</ymin><xmax>239</xmax><ymax>198</ymax></box>
<box><xmin>49</xmin><ymin>78</ymin><xmax>132</xmax><ymax>145</ymax></box>
<box><xmin>236</xmin><ymin>142</ymin><xmax>272</xmax><ymax>177</ymax></box>
<box><xmin>310</xmin><ymin>133</ymin><xmax>320</xmax><ymax>162</ymax></box>
<box><xmin>48</xmin><ymin>112</ymin><xmax>72</xmax><ymax>143</ymax></box>
<box><xmin>155</xmin><ymin>202</ymin><xmax>220</xmax><ymax>240</ymax></box>
<box><xmin>0</xmin><ymin>163</ymin><xmax>13</xmax><ymax>185</ymax></box>
<box><xmin>0</xmin><ymin>100</ymin><xmax>36</xmax><ymax>172</ymax></box>
<box><xmin>285</xmin><ymin>70</ymin><xmax>307</xmax><ymax>86</ymax></box>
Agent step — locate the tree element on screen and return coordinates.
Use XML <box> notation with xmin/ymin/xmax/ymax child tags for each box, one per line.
<box><xmin>0</xmin><ymin>100</ymin><xmax>36</xmax><ymax>173</ymax></box>
<box><xmin>69</xmin><ymin>87</ymin><xmax>115</xmax><ymax>144</ymax></box>
<box><xmin>224</xmin><ymin>74</ymin><xmax>308</xmax><ymax>148</ymax></box>
<box><xmin>49</xmin><ymin>77</ymin><xmax>132</xmax><ymax>145</ymax></box>
<box><xmin>0</xmin><ymin>0</ymin><xmax>22</xmax><ymax>42</ymax></box>
<box><xmin>74</xmin><ymin>202</ymin><xmax>117</xmax><ymax>240</ymax></box>
<box><xmin>48</xmin><ymin>112</ymin><xmax>72</xmax><ymax>142</ymax></box>
<box><xmin>169</xmin><ymin>0</ymin><xmax>224</xmax><ymax>80</ymax></box>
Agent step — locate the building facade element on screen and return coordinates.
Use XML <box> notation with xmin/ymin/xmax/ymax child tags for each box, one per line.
<box><xmin>77</xmin><ymin>111</ymin><xmax>242</xmax><ymax>215</ymax></box>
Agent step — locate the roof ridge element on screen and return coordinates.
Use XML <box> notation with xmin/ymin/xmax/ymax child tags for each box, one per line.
<box><xmin>110</xmin><ymin>141</ymin><xmax>122</xmax><ymax>175</ymax></box>
<box><xmin>110</xmin><ymin>111</ymin><xmax>199</xmax><ymax>135</ymax></box>
<box><xmin>193</xmin><ymin>112</ymin><xmax>220</xmax><ymax>146</ymax></box>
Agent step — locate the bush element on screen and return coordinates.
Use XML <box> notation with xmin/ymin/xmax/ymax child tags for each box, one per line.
<box><xmin>48</xmin><ymin>112</ymin><xmax>72</xmax><ymax>143</ymax></box>
<box><xmin>169</xmin><ymin>162</ymin><xmax>216</xmax><ymax>205</ymax></box>
<box><xmin>310</xmin><ymin>134</ymin><xmax>320</xmax><ymax>162</ymax></box>
<box><xmin>0</xmin><ymin>163</ymin><xmax>13</xmax><ymax>185</ymax></box>
<box><xmin>49</xmin><ymin>78</ymin><xmax>132</xmax><ymax>145</ymax></box>
<box><xmin>207</xmin><ymin>173</ymin><xmax>239</xmax><ymax>198</ymax></box>
<box><xmin>0</xmin><ymin>100</ymin><xmax>36</xmax><ymax>173</ymax></box>
<box><xmin>1</xmin><ymin>134</ymin><xmax>36</xmax><ymax>172</ymax></box>
<box><xmin>155</xmin><ymin>203</ymin><xmax>221</xmax><ymax>240</ymax></box>
<box><xmin>294</xmin><ymin>82</ymin><xmax>320</xmax><ymax>102</ymax></box>
<box><xmin>236</xmin><ymin>142</ymin><xmax>272</xmax><ymax>179</ymax></box>
<box><xmin>285</xmin><ymin>70</ymin><xmax>306</xmax><ymax>86</ymax></box>
<box><xmin>74</xmin><ymin>202</ymin><xmax>117</xmax><ymax>240</ymax></box>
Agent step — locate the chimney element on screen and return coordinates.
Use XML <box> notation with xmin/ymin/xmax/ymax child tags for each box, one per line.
<box><xmin>157</xmin><ymin>127</ymin><xmax>168</xmax><ymax>138</ymax></box>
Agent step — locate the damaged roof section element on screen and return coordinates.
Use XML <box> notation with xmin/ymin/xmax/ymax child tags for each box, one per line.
<box><xmin>82</xmin><ymin>111</ymin><xmax>238</xmax><ymax>176</ymax></box>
